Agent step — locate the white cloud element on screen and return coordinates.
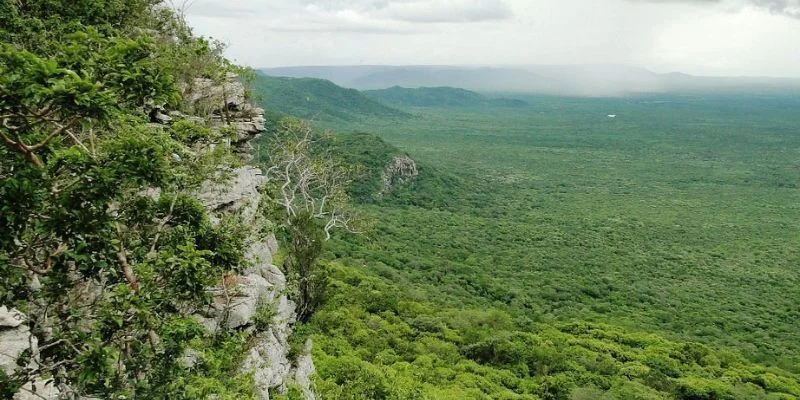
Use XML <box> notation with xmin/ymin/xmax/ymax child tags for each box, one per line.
<box><xmin>631</xmin><ymin>0</ymin><xmax>800</xmax><ymax>18</ymax></box>
<box><xmin>182</xmin><ymin>0</ymin><xmax>800</xmax><ymax>77</ymax></box>
<box><xmin>373</xmin><ymin>0</ymin><xmax>512</xmax><ymax>23</ymax></box>
<box><xmin>748</xmin><ymin>0</ymin><xmax>800</xmax><ymax>18</ymax></box>
<box><xmin>184</xmin><ymin>0</ymin><xmax>512</xmax><ymax>23</ymax></box>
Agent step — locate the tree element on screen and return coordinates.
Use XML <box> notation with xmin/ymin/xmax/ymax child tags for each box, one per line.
<box><xmin>262</xmin><ymin>117</ymin><xmax>359</xmax><ymax>320</ymax></box>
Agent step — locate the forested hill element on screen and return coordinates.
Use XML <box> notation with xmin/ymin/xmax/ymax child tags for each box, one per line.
<box><xmin>365</xmin><ymin>86</ymin><xmax>527</xmax><ymax>108</ymax></box>
<box><xmin>314</xmin><ymin>132</ymin><xmax>462</xmax><ymax>207</ymax></box>
<box><xmin>254</xmin><ymin>74</ymin><xmax>409</xmax><ymax>122</ymax></box>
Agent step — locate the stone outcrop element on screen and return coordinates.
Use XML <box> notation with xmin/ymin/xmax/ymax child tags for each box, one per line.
<box><xmin>191</xmin><ymin>76</ymin><xmax>316</xmax><ymax>399</ymax></box>
<box><xmin>0</xmin><ymin>306</ymin><xmax>30</xmax><ymax>376</ymax></box>
<box><xmin>381</xmin><ymin>155</ymin><xmax>418</xmax><ymax>194</ymax></box>
<box><xmin>240</xmin><ymin>297</ymin><xmax>296</xmax><ymax>398</ymax></box>
<box><xmin>14</xmin><ymin>380</ymin><xmax>60</xmax><ymax>400</ymax></box>
<box><xmin>1</xmin><ymin>306</ymin><xmax>63</xmax><ymax>400</ymax></box>
<box><xmin>185</xmin><ymin>73</ymin><xmax>247</xmax><ymax>113</ymax></box>
<box><xmin>184</xmin><ymin>73</ymin><xmax>267</xmax><ymax>159</ymax></box>
<box><xmin>197</xmin><ymin>166</ymin><xmax>265</xmax><ymax>225</ymax></box>
<box><xmin>293</xmin><ymin>340</ymin><xmax>318</xmax><ymax>400</ymax></box>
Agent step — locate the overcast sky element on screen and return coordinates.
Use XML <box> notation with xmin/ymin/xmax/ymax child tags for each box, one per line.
<box><xmin>182</xmin><ymin>0</ymin><xmax>800</xmax><ymax>77</ymax></box>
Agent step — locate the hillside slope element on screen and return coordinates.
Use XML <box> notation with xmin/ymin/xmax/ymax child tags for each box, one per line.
<box><xmin>315</xmin><ymin>132</ymin><xmax>461</xmax><ymax>207</ymax></box>
<box><xmin>253</xmin><ymin>74</ymin><xmax>408</xmax><ymax>122</ymax></box>
<box><xmin>365</xmin><ymin>86</ymin><xmax>527</xmax><ymax>108</ymax></box>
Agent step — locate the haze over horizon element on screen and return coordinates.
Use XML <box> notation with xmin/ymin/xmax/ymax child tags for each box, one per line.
<box><xmin>259</xmin><ymin>63</ymin><xmax>799</xmax><ymax>79</ymax></box>
<box><xmin>184</xmin><ymin>0</ymin><xmax>800</xmax><ymax>79</ymax></box>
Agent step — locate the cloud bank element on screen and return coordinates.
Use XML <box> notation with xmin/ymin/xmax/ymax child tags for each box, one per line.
<box><xmin>632</xmin><ymin>0</ymin><xmax>800</xmax><ymax>18</ymax></box>
<box><xmin>183</xmin><ymin>0</ymin><xmax>800</xmax><ymax>78</ymax></box>
<box><xmin>185</xmin><ymin>0</ymin><xmax>513</xmax><ymax>24</ymax></box>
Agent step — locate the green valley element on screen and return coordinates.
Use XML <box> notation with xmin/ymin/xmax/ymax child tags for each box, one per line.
<box><xmin>254</xmin><ymin>78</ymin><xmax>800</xmax><ymax>399</ymax></box>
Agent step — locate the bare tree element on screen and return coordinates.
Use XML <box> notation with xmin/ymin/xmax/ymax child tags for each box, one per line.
<box><xmin>263</xmin><ymin>118</ymin><xmax>358</xmax><ymax>240</ymax></box>
<box><xmin>261</xmin><ymin>117</ymin><xmax>361</xmax><ymax>320</ymax></box>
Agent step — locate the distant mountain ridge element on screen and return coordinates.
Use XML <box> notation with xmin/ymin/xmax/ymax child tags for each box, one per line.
<box><xmin>261</xmin><ymin>65</ymin><xmax>800</xmax><ymax>97</ymax></box>
<box><xmin>252</xmin><ymin>73</ymin><xmax>408</xmax><ymax>122</ymax></box>
<box><xmin>365</xmin><ymin>86</ymin><xmax>527</xmax><ymax>108</ymax></box>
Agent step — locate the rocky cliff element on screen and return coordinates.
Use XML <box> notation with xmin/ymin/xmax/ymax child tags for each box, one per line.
<box><xmin>380</xmin><ymin>155</ymin><xmax>418</xmax><ymax>195</ymax></box>
<box><xmin>166</xmin><ymin>75</ymin><xmax>317</xmax><ymax>400</ymax></box>
<box><xmin>0</xmin><ymin>75</ymin><xmax>315</xmax><ymax>400</ymax></box>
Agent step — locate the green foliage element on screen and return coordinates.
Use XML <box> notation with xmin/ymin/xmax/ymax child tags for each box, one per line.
<box><xmin>264</xmin><ymin>87</ymin><xmax>800</xmax><ymax>397</ymax></box>
<box><xmin>284</xmin><ymin>213</ymin><xmax>328</xmax><ymax>322</ymax></box>
<box><xmin>305</xmin><ymin>131</ymin><xmax>461</xmax><ymax>207</ymax></box>
<box><xmin>170</xmin><ymin>118</ymin><xmax>218</xmax><ymax>143</ymax></box>
<box><xmin>305</xmin><ymin>264</ymin><xmax>800</xmax><ymax>400</ymax></box>
<box><xmin>253</xmin><ymin>297</ymin><xmax>277</xmax><ymax>332</ymax></box>
<box><xmin>0</xmin><ymin>0</ymin><xmax>160</xmax><ymax>52</ymax></box>
<box><xmin>177</xmin><ymin>333</ymin><xmax>257</xmax><ymax>400</ymax></box>
<box><xmin>314</xmin><ymin>132</ymin><xmax>400</xmax><ymax>201</ymax></box>
<box><xmin>59</xmin><ymin>27</ymin><xmax>180</xmax><ymax>108</ymax></box>
<box><xmin>0</xmin><ymin>1</ymin><xmax>256</xmax><ymax>398</ymax></box>
<box><xmin>365</xmin><ymin>86</ymin><xmax>528</xmax><ymax>108</ymax></box>
<box><xmin>318</xmin><ymin>96</ymin><xmax>800</xmax><ymax>372</ymax></box>
<box><xmin>252</xmin><ymin>74</ymin><xmax>409</xmax><ymax>122</ymax></box>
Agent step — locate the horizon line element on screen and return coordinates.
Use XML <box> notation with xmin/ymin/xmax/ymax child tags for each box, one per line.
<box><xmin>257</xmin><ymin>64</ymin><xmax>800</xmax><ymax>81</ymax></box>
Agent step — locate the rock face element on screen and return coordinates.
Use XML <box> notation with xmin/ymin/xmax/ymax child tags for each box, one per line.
<box><xmin>186</xmin><ymin>73</ymin><xmax>247</xmax><ymax>112</ymax></box>
<box><xmin>184</xmin><ymin>73</ymin><xmax>267</xmax><ymax>159</ymax></box>
<box><xmin>191</xmin><ymin>76</ymin><xmax>316</xmax><ymax>399</ymax></box>
<box><xmin>1</xmin><ymin>306</ymin><xmax>62</xmax><ymax>400</ymax></box>
<box><xmin>0</xmin><ymin>306</ymin><xmax>30</xmax><ymax>376</ymax></box>
<box><xmin>197</xmin><ymin>166</ymin><xmax>265</xmax><ymax>225</ymax></box>
<box><xmin>240</xmin><ymin>297</ymin><xmax>297</xmax><ymax>398</ymax></box>
<box><xmin>14</xmin><ymin>380</ymin><xmax>60</xmax><ymax>400</ymax></box>
<box><xmin>294</xmin><ymin>340</ymin><xmax>318</xmax><ymax>400</ymax></box>
<box><xmin>381</xmin><ymin>155</ymin><xmax>418</xmax><ymax>194</ymax></box>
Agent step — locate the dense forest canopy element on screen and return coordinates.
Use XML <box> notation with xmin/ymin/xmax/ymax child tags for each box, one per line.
<box><xmin>251</xmin><ymin>77</ymin><xmax>800</xmax><ymax>400</ymax></box>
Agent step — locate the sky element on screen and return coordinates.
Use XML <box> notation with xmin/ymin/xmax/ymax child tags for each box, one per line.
<box><xmin>181</xmin><ymin>0</ymin><xmax>800</xmax><ymax>77</ymax></box>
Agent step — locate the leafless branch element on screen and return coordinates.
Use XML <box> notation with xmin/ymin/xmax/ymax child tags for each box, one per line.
<box><xmin>263</xmin><ymin>120</ymin><xmax>357</xmax><ymax>240</ymax></box>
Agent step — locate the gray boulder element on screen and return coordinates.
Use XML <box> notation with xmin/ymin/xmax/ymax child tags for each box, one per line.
<box><xmin>293</xmin><ymin>339</ymin><xmax>317</xmax><ymax>400</ymax></box>
<box><xmin>0</xmin><ymin>306</ymin><xmax>31</xmax><ymax>376</ymax></box>
<box><xmin>381</xmin><ymin>155</ymin><xmax>418</xmax><ymax>194</ymax></box>
<box><xmin>196</xmin><ymin>166</ymin><xmax>265</xmax><ymax>224</ymax></box>
<box><xmin>13</xmin><ymin>379</ymin><xmax>60</xmax><ymax>400</ymax></box>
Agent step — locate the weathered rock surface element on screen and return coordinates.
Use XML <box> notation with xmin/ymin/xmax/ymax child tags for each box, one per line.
<box><xmin>381</xmin><ymin>155</ymin><xmax>418</xmax><ymax>194</ymax></box>
<box><xmin>0</xmin><ymin>305</ymin><xmax>24</xmax><ymax>328</ymax></box>
<box><xmin>1</xmin><ymin>307</ymin><xmax>62</xmax><ymax>400</ymax></box>
<box><xmin>0</xmin><ymin>306</ymin><xmax>31</xmax><ymax>376</ymax></box>
<box><xmin>13</xmin><ymin>379</ymin><xmax>60</xmax><ymax>400</ymax></box>
<box><xmin>292</xmin><ymin>339</ymin><xmax>318</xmax><ymax>400</ymax></box>
<box><xmin>182</xmin><ymin>75</ymin><xmax>315</xmax><ymax>400</ymax></box>
<box><xmin>196</xmin><ymin>166</ymin><xmax>264</xmax><ymax>224</ymax></box>
<box><xmin>241</xmin><ymin>297</ymin><xmax>297</xmax><ymax>397</ymax></box>
<box><xmin>185</xmin><ymin>73</ymin><xmax>247</xmax><ymax>113</ymax></box>
<box><xmin>184</xmin><ymin>74</ymin><xmax>266</xmax><ymax>158</ymax></box>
